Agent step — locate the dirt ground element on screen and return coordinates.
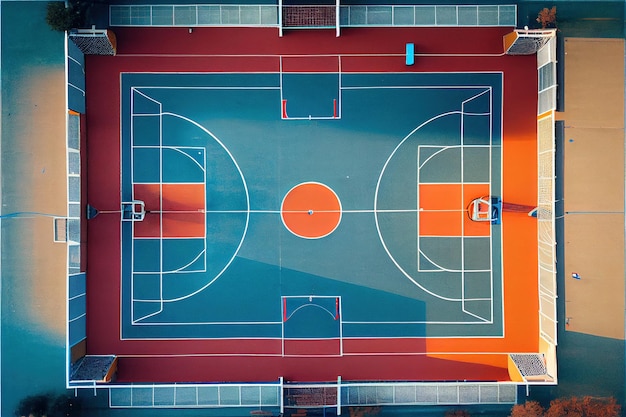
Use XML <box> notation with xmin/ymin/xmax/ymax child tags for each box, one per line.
<box><xmin>559</xmin><ymin>38</ymin><xmax>625</xmax><ymax>340</ymax></box>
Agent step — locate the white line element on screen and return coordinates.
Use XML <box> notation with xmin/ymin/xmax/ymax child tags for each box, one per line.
<box><xmin>129</xmin><ymin>87</ymin><xmax>137</xmax><ymax>323</ymax></box>
<box><xmin>68</xmin><ymin>82</ymin><xmax>85</xmax><ymax>96</ymax></box>
<box><xmin>131</xmin><ymin>320</ymin><xmax>282</xmax><ymax>326</ymax></box>
<box><xmin>68</xmin><ymin>293</ymin><xmax>86</xmax><ymax>301</ymax></box>
<box><xmin>115</xmin><ymin>348</ymin><xmax>534</xmax><ymax>358</ymax></box>
<box><xmin>343</xmin><ymin>318</ymin><xmax>492</xmax><ymax>325</ymax></box>
<box><xmin>338</xmin><ymin>56</ymin><xmax>342</xmax><ymax>119</ymax></box>
<box><xmin>375</xmin><ymin>111</ymin><xmax>466</xmax><ymax>303</ymax></box>
<box><xmin>142</xmin><ymin>111</ymin><xmax>250</xmax><ymax>303</ymax></box>
<box><xmin>168</xmin><ymin>147</ymin><xmax>206</xmax><ymax>172</ymax></box>
<box><xmin>133</xmin><ymin>268</ymin><xmax>205</xmax><ymax>274</ymax></box>
<box><xmin>342</xmin><ymin>85</ymin><xmax>493</xmax><ymax>91</ymax></box>
<box><xmin>132</xmin><ymin>87</ymin><xmax>163</xmax><ymax>106</ymax></box>
<box><xmin>462</xmin><ymin>310</ymin><xmax>491</xmax><ymax>322</ymax></box>
<box><xmin>119</xmin><ymin>73</ymin><xmax>125</xmax><ymax>340</ymax></box>
<box><xmin>284</xmin><ymin>303</ymin><xmax>336</xmax><ymax>322</ymax></box>
<box><xmin>460</xmin><ymin>95</ymin><xmax>467</xmax><ymax>315</ymax></box>
<box><xmin>417</xmin><ymin>249</ymin><xmax>491</xmax><ymax>274</ymax></box>
<box><xmin>67</xmin><ymin>54</ymin><xmax>82</xmax><ymax>67</ymax></box>
<box><xmin>136</xmin><ymin>86</ymin><xmax>281</xmax><ymax>91</ymax></box>
<box><xmin>121</xmin><ymin>74</ymin><xmax>508</xmax><ymax>335</ymax></box>
<box><xmin>132</xmin><ymin>251</ymin><xmax>205</xmax><ymax>274</ymax></box>
<box><xmin>132</xmin><ymin>308</ymin><xmax>164</xmax><ymax>324</ymax></box>
<box><xmin>68</xmin><ymin>313</ymin><xmax>86</xmax><ymax>323</ymax></box>
<box><xmin>157</xmin><ymin>94</ymin><xmax>165</xmax><ymax>319</ymax></box>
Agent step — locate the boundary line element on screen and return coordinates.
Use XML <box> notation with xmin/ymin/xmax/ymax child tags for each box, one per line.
<box><xmin>120</xmin><ymin>73</ymin><xmax>505</xmax><ymax>338</ymax></box>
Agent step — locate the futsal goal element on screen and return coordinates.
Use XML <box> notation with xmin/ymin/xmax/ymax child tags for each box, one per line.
<box><xmin>279</xmin><ymin>0</ymin><xmax>340</xmax><ymax>37</ymax></box>
<box><xmin>503</xmin><ymin>29</ymin><xmax>556</xmax><ymax>56</ymax></box>
<box><xmin>69</xmin><ymin>28</ymin><xmax>116</xmax><ymax>55</ymax></box>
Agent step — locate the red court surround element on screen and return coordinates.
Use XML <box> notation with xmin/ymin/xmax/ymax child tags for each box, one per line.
<box><xmin>85</xmin><ymin>26</ymin><xmax>538</xmax><ymax>383</ymax></box>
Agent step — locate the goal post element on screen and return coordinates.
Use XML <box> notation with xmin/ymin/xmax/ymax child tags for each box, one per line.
<box><xmin>503</xmin><ymin>29</ymin><xmax>556</xmax><ymax>55</ymax></box>
<box><xmin>69</xmin><ymin>28</ymin><xmax>117</xmax><ymax>55</ymax></box>
<box><xmin>279</xmin><ymin>0</ymin><xmax>341</xmax><ymax>37</ymax></box>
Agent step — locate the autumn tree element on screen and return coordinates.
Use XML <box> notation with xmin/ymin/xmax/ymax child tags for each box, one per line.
<box><xmin>15</xmin><ymin>394</ymin><xmax>82</xmax><ymax>417</ymax></box>
<box><xmin>445</xmin><ymin>409</ymin><xmax>471</xmax><ymax>417</ymax></box>
<box><xmin>536</xmin><ymin>6</ymin><xmax>557</xmax><ymax>29</ymax></box>
<box><xmin>348</xmin><ymin>406</ymin><xmax>381</xmax><ymax>417</ymax></box>
<box><xmin>510</xmin><ymin>400</ymin><xmax>545</xmax><ymax>417</ymax></box>
<box><xmin>545</xmin><ymin>396</ymin><xmax>620</xmax><ymax>417</ymax></box>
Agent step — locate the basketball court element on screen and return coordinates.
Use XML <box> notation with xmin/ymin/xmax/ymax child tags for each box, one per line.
<box><xmin>83</xmin><ymin>26</ymin><xmax>541</xmax><ymax>383</ymax></box>
<box><xmin>111</xmin><ymin>70</ymin><xmax>504</xmax><ymax>347</ymax></box>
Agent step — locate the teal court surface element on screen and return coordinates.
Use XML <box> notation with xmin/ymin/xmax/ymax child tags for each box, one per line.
<box><xmin>120</xmin><ymin>70</ymin><xmax>504</xmax><ymax>346</ymax></box>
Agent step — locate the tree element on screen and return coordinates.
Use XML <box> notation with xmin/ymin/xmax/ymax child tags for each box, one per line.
<box><xmin>45</xmin><ymin>1</ymin><xmax>87</xmax><ymax>32</ymax></box>
<box><xmin>510</xmin><ymin>400</ymin><xmax>545</xmax><ymax>417</ymax></box>
<box><xmin>545</xmin><ymin>396</ymin><xmax>620</xmax><ymax>417</ymax></box>
<box><xmin>15</xmin><ymin>394</ymin><xmax>50</xmax><ymax>417</ymax></box>
<box><xmin>15</xmin><ymin>393</ymin><xmax>82</xmax><ymax>417</ymax></box>
<box><xmin>49</xmin><ymin>395</ymin><xmax>82</xmax><ymax>417</ymax></box>
<box><xmin>445</xmin><ymin>410</ymin><xmax>471</xmax><ymax>417</ymax></box>
<box><xmin>536</xmin><ymin>6</ymin><xmax>557</xmax><ymax>29</ymax></box>
<box><xmin>348</xmin><ymin>407</ymin><xmax>381</xmax><ymax>417</ymax></box>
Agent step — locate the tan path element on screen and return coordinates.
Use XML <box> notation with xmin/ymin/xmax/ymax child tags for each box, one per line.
<box><xmin>559</xmin><ymin>38</ymin><xmax>625</xmax><ymax>339</ymax></box>
<box><xmin>2</xmin><ymin>67</ymin><xmax>68</xmax><ymax>336</ymax></box>
<box><xmin>1</xmin><ymin>2</ymin><xmax>68</xmax><ymax>414</ymax></box>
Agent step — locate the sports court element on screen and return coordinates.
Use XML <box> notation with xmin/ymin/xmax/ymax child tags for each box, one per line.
<box><xmin>84</xmin><ymin>26</ymin><xmax>541</xmax><ymax>383</ymax></box>
<box><xmin>121</xmin><ymin>69</ymin><xmax>502</xmax><ymax>343</ymax></box>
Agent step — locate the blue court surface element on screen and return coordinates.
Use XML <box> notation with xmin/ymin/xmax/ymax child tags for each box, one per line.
<box><xmin>119</xmin><ymin>71</ymin><xmax>503</xmax><ymax>341</ymax></box>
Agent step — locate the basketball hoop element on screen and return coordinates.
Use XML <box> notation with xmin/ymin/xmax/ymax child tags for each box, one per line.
<box><xmin>468</xmin><ymin>196</ymin><xmax>540</xmax><ymax>224</ymax></box>
<box><xmin>121</xmin><ymin>200</ymin><xmax>146</xmax><ymax>221</ymax></box>
<box><xmin>467</xmin><ymin>196</ymin><xmax>501</xmax><ymax>224</ymax></box>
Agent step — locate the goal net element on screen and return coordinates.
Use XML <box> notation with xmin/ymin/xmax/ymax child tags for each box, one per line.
<box><xmin>503</xmin><ymin>29</ymin><xmax>556</xmax><ymax>55</ymax></box>
<box><xmin>69</xmin><ymin>28</ymin><xmax>117</xmax><ymax>55</ymax></box>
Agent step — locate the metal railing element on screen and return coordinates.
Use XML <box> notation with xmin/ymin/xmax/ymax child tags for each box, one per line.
<box><xmin>536</xmin><ymin>35</ymin><xmax>558</xmax><ymax>348</ymax></box>
<box><xmin>109</xmin><ymin>4</ymin><xmax>516</xmax><ymax>28</ymax></box>
<box><xmin>106</xmin><ymin>380</ymin><xmax>517</xmax><ymax>409</ymax></box>
<box><xmin>109</xmin><ymin>382</ymin><xmax>283</xmax><ymax>408</ymax></box>
<box><xmin>340</xmin><ymin>5</ymin><xmax>516</xmax><ymax>27</ymax></box>
<box><xmin>110</xmin><ymin>4</ymin><xmax>279</xmax><ymax>27</ymax></box>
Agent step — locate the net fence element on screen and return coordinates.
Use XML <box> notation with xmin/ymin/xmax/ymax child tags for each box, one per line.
<box><xmin>342</xmin><ymin>382</ymin><xmax>517</xmax><ymax>405</ymax></box>
<box><xmin>105</xmin><ymin>381</ymin><xmax>517</xmax><ymax>408</ymax></box>
<box><xmin>282</xmin><ymin>6</ymin><xmax>336</xmax><ymax>28</ymax></box>
<box><xmin>109</xmin><ymin>383</ymin><xmax>282</xmax><ymax>408</ymax></box>
<box><xmin>109</xmin><ymin>4</ymin><xmax>517</xmax><ymax>28</ymax></box>
<box><xmin>536</xmin><ymin>35</ymin><xmax>557</xmax><ymax>348</ymax></box>
<box><xmin>509</xmin><ymin>354</ymin><xmax>547</xmax><ymax>377</ymax></box>
<box><xmin>284</xmin><ymin>386</ymin><xmax>338</xmax><ymax>408</ymax></box>
<box><xmin>537</xmin><ymin>113</ymin><xmax>557</xmax><ymax>346</ymax></box>
<box><xmin>505</xmin><ymin>29</ymin><xmax>555</xmax><ymax>55</ymax></box>
<box><xmin>69</xmin><ymin>29</ymin><xmax>116</xmax><ymax>55</ymax></box>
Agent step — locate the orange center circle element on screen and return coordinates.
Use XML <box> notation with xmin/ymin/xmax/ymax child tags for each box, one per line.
<box><xmin>281</xmin><ymin>182</ymin><xmax>342</xmax><ymax>239</ymax></box>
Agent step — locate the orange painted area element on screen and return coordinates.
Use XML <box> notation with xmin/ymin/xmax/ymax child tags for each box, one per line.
<box><xmin>281</xmin><ymin>183</ymin><xmax>341</xmax><ymax>239</ymax></box>
<box><xmin>425</xmin><ymin>101</ymin><xmax>540</xmax><ymax>358</ymax></box>
<box><xmin>163</xmin><ymin>183</ymin><xmax>205</xmax><ymax>211</ymax></box>
<box><xmin>419</xmin><ymin>183</ymin><xmax>490</xmax><ymax>236</ymax></box>
<box><xmin>133</xmin><ymin>183</ymin><xmax>205</xmax><ymax>212</ymax></box>
<box><xmin>428</xmin><ymin>353</ymin><xmax>509</xmax><ymax>370</ymax></box>
<box><xmin>133</xmin><ymin>183</ymin><xmax>205</xmax><ymax>238</ymax></box>
<box><xmin>134</xmin><ymin>183</ymin><xmax>160</xmax><ymax>210</ymax></box>
<box><xmin>502</xmin><ymin>31</ymin><xmax>518</xmax><ymax>54</ymax></box>
<box><xmin>134</xmin><ymin>211</ymin><xmax>205</xmax><ymax>238</ymax></box>
<box><xmin>163</xmin><ymin>212</ymin><xmax>205</xmax><ymax>238</ymax></box>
